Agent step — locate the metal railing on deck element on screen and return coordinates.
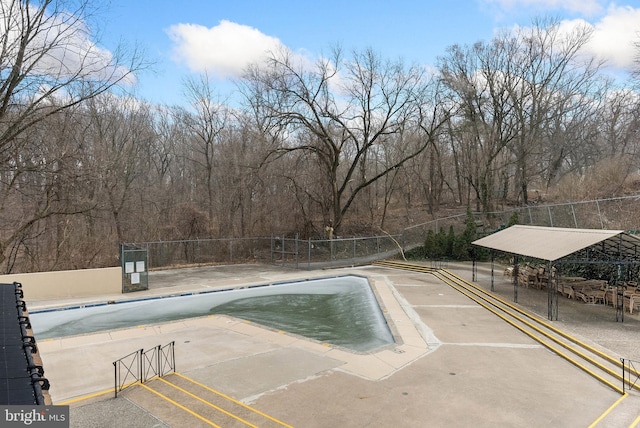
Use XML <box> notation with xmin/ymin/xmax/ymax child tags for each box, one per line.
<box><xmin>621</xmin><ymin>358</ymin><xmax>640</xmax><ymax>394</ymax></box>
<box><xmin>113</xmin><ymin>341</ymin><xmax>175</xmax><ymax>397</ymax></box>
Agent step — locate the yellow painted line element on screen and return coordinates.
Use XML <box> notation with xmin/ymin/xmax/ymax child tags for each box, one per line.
<box><xmin>173</xmin><ymin>372</ymin><xmax>293</xmax><ymax>428</ymax></box>
<box><xmin>384</xmin><ymin>263</ymin><xmax>633</xmax><ymax>391</ymax></box>
<box><xmin>439</xmin><ymin>271</ymin><xmax>624</xmax><ymax>370</ymax></box>
<box><xmin>138</xmin><ymin>382</ymin><xmax>220</xmax><ymax>428</ymax></box>
<box><xmin>158</xmin><ymin>378</ymin><xmax>258</xmax><ymax>428</ymax></box>
<box><xmin>587</xmin><ymin>393</ymin><xmax>628</xmax><ymax>428</ymax></box>
<box><xmin>441</xmin><ymin>268</ymin><xmax>639</xmax><ymax>377</ymax></box>
<box><xmin>434</xmin><ymin>271</ymin><xmax>624</xmax><ymax>394</ymax></box>
<box><xmin>56</xmin><ymin>387</ymin><xmax>118</xmax><ymax>406</ymax></box>
<box><xmin>442</xmin><ymin>268</ymin><xmax>640</xmax><ymax>385</ymax></box>
<box><xmin>379</xmin><ymin>262</ymin><xmax>637</xmax><ymax>427</ymax></box>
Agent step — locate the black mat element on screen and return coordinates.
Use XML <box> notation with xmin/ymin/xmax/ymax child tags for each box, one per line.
<box><xmin>0</xmin><ymin>283</ymin><xmax>47</xmax><ymax>404</ymax></box>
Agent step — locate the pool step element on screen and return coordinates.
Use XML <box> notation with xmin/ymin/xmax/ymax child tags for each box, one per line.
<box><xmin>123</xmin><ymin>372</ymin><xmax>291</xmax><ymax>427</ymax></box>
<box><xmin>373</xmin><ymin>259</ymin><xmax>439</xmax><ymax>273</ymax></box>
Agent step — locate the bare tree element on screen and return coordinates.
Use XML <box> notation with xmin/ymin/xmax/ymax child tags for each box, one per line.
<box><xmin>240</xmin><ymin>47</ymin><xmax>449</xmax><ymax>234</ymax></box>
<box><xmin>181</xmin><ymin>73</ymin><xmax>229</xmax><ymax>230</ymax></box>
<box><xmin>0</xmin><ymin>0</ymin><xmax>146</xmax><ymax>269</ymax></box>
<box><xmin>504</xmin><ymin>18</ymin><xmax>603</xmax><ymax>204</ymax></box>
<box><xmin>439</xmin><ymin>18</ymin><xmax>604</xmax><ymax>212</ymax></box>
<box><xmin>596</xmin><ymin>88</ymin><xmax>640</xmax><ymax>159</ymax></box>
<box><xmin>85</xmin><ymin>95</ymin><xmax>154</xmax><ymax>244</ymax></box>
<box><xmin>439</xmin><ymin>40</ymin><xmax>517</xmax><ymax>212</ymax></box>
<box><xmin>143</xmin><ymin>105</ymin><xmax>189</xmax><ymax>238</ymax></box>
<box><xmin>0</xmin><ymin>104</ymin><xmax>96</xmax><ymax>271</ymax></box>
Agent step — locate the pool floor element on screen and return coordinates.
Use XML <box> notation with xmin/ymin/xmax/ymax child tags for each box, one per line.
<box><xmin>31</xmin><ymin>275</ymin><xmax>395</xmax><ymax>352</ymax></box>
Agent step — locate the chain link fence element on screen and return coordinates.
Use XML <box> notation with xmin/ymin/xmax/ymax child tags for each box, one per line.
<box><xmin>272</xmin><ymin>234</ymin><xmax>406</xmax><ymax>269</ymax></box>
<box><xmin>490</xmin><ymin>195</ymin><xmax>640</xmax><ymax>230</ymax></box>
<box><xmin>121</xmin><ymin>194</ymin><xmax>640</xmax><ymax>275</ymax></box>
<box><xmin>121</xmin><ymin>235</ymin><xmax>407</xmax><ymax>272</ymax></box>
<box><xmin>121</xmin><ymin>238</ymin><xmax>272</xmax><ymax>271</ymax></box>
<box><xmin>403</xmin><ymin>194</ymin><xmax>640</xmax><ymax>241</ymax></box>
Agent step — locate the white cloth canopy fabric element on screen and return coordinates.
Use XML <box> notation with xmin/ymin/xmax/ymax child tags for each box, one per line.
<box><xmin>472</xmin><ymin>225</ymin><xmax>640</xmax><ymax>262</ymax></box>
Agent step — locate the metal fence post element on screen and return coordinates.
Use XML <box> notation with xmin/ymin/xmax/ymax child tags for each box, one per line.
<box><xmin>596</xmin><ymin>200</ymin><xmax>604</xmax><ymax>229</ymax></box>
<box><xmin>119</xmin><ymin>243</ymin><xmax>124</xmax><ymax>293</ymax></box>
<box><xmin>172</xmin><ymin>341</ymin><xmax>176</xmax><ymax>373</ymax></box>
<box><xmin>353</xmin><ymin>238</ymin><xmax>356</xmax><ymax>260</ymax></box>
<box><xmin>622</xmin><ymin>358</ymin><xmax>626</xmax><ymax>393</ymax></box>
<box><xmin>281</xmin><ymin>236</ymin><xmax>285</xmax><ymax>266</ymax></box>
<box><xmin>330</xmin><ymin>238</ymin><xmax>334</xmax><ymax>263</ymax></box>
<box><xmin>156</xmin><ymin>345</ymin><xmax>161</xmax><ymax>379</ymax></box>
<box><xmin>138</xmin><ymin>349</ymin><xmax>143</xmax><ymax>384</ymax></box>
<box><xmin>113</xmin><ymin>361</ymin><xmax>118</xmax><ymax>398</ymax></box>
<box><xmin>145</xmin><ymin>242</ymin><xmax>150</xmax><ymax>270</ymax></box>
<box><xmin>295</xmin><ymin>233</ymin><xmax>299</xmax><ymax>269</ymax></box>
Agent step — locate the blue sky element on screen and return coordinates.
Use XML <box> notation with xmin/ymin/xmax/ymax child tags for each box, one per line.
<box><xmin>95</xmin><ymin>0</ymin><xmax>640</xmax><ymax>105</ymax></box>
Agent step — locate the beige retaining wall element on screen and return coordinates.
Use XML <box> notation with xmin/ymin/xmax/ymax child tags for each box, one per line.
<box><xmin>0</xmin><ymin>267</ymin><xmax>122</xmax><ymax>301</ymax></box>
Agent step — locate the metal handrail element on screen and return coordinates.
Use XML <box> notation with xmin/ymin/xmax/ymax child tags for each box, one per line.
<box><xmin>159</xmin><ymin>341</ymin><xmax>176</xmax><ymax>376</ymax></box>
<box><xmin>113</xmin><ymin>348</ymin><xmax>142</xmax><ymax>397</ymax></box>
<box><xmin>142</xmin><ymin>346</ymin><xmax>159</xmax><ymax>382</ymax></box>
<box><xmin>113</xmin><ymin>341</ymin><xmax>175</xmax><ymax>397</ymax></box>
<box><xmin>621</xmin><ymin>358</ymin><xmax>640</xmax><ymax>393</ymax></box>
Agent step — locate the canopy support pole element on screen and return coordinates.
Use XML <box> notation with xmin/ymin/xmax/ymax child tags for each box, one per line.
<box><xmin>490</xmin><ymin>250</ymin><xmax>495</xmax><ymax>292</ymax></box>
<box><xmin>547</xmin><ymin>261</ymin><xmax>557</xmax><ymax>321</ymax></box>
<box><xmin>513</xmin><ymin>255</ymin><xmax>519</xmax><ymax>303</ymax></box>
<box><xmin>616</xmin><ymin>264</ymin><xmax>624</xmax><ymax>323</ymax></box>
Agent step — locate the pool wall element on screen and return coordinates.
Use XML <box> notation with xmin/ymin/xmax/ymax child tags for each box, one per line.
<box><xmin>30</xmin><ymin>274</ymin><xmax>398</xmax><ymax>353</ymax></box>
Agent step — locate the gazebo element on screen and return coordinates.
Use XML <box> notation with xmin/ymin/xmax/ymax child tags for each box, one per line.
<box><xmin>472</xmin><ymin>225</ymin><xmax>640</xmax><ymax>321</ymax></box>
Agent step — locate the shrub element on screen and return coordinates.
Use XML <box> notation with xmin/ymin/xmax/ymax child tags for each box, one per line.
<box><xmin>409</xmin><ymin>207</ymin><xmax>487</xmax><ymax>261</ymax></box>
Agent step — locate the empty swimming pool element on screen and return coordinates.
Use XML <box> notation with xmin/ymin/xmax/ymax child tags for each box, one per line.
<box><xmin>30</xmin><ymin>275</ymin><xmax>395</xmax><ymax>352</ymax></box>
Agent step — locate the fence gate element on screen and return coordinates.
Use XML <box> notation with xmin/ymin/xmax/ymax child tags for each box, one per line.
<box><xmin>271</xmin><ymin>235</ymin><xmax>300</xmax><ymax>268</ymax></box>
<box><xmin>120</xmin><ymin>243</ymin><xmax>149</xmax><ymax>293</ymax></box>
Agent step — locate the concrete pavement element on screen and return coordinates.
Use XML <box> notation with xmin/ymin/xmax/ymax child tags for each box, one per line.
<box><xmin>27</xmin><ymin>263</ymin><xmax>640</xmax><ymax>427</ymax></box>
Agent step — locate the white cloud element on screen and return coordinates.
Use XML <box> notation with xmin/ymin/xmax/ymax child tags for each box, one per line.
<box><xmin>584</xmin><ymin>5</ymin><xmax>640</xmax><ymax>69</ymax></box>
<box><xmin>0</xmin><ymin>0</ymin><xmax>133</xmax><ymax>85</ymax></box>
<box><xmin>497</xmin><ymin>4</ymin><xmax>640</xmax><ymax>72</ymax></box>
<box><xmin>167</xmin><ymin>20</ymin><xmax>285</xmax><ymax>77</ymax></box>
<box><xmin>483</xmin><ymin>0</ymin><xmax>606</xmax><ymax>16</ymax></box>
<box><xmin>555</xmin><ymin>5</ymin><xmax>640</xmax><ymax>70</ymax></box>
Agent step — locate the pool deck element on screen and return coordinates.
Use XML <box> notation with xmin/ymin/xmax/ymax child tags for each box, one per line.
<box><xmin>28</xmin><ymin>263</ymin><xmax>640</xmax><ymax>427</ymax></box>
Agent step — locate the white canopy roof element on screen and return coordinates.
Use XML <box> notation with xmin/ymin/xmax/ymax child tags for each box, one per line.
<box><xmin>472</xmin><ymin>225</ymin><xmax>640</xmax><ymax>262</ymax></box>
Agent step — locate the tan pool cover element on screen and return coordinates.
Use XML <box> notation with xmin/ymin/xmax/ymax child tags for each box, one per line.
<box><xmin>472</xmin><ymin>225</ymin><xmax>640</xmax><ymax>262</ymax></box>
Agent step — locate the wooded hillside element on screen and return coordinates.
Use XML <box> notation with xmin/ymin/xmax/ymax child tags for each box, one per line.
<box><xmin>1</xmin><ymin>4</ymin><xmax>639</xmax><ymax>273</ymax></box>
